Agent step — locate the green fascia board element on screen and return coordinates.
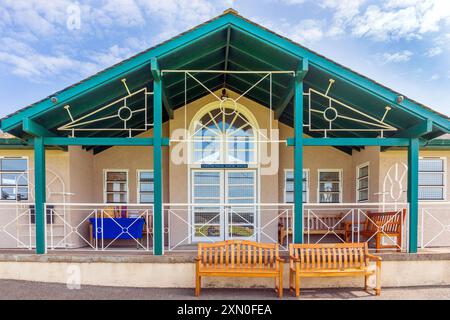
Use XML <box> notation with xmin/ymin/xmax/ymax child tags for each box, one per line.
<box><xmin>2</xmin><ymin>12</ymin><xmax>449</xmax><ymax>134</ymax></box>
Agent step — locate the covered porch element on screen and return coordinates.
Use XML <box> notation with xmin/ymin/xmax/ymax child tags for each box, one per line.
<box><xmin>0</xmin><ymin>10</ymin><xmax>449</xmax><ymax>256</ymax></box>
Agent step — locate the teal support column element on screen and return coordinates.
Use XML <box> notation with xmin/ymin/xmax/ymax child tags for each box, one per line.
<box><xmin>294</xmin><ymin>59</ymin><xmax>308</xmax><ymax>244</ymax></box>
<box><xmin>34</xmin><ymin>136</ymin><xmax>46</xmax><ymax>254</ymax></box>
<box><xmin>151</xmin><ymin>58</ymin><xmax>163</xmax><ymax>255</ymax></box>
<box><xmin>408</xmin><ymin>138</ymin><xmax>419</xmax><ymax>253</ymax></box>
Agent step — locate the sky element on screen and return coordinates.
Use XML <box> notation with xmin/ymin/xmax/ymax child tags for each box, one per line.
<box><xmin>0</xmin><ymin>0</ymin><xmax>449</xmax><ymax>119</ymax></box>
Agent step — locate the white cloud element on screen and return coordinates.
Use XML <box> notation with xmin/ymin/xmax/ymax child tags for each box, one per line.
<box><xmin>0</xmin><ymin>0</ymin><xmax>230</xmax><ymax>81</ymax></box>
<box><xmin>289</xmin><ymin>19</ymin><xmax>324</xmax><ymax>43</ymax></box>
<box><xmin>320</xmin><ymin>0</ymin><xmax>367</xmax><ymax>37</ymax></box>
<box><xmin>429</xmin><ymin>73</ymin><xmax>441</xmax><ymax>81</ymax></box>
<box><xmin>426</xmin><ymin>46</ymin><xmax>443</xmax><ymax>57</ymax></box>
<box><xmin>378</xmin><ymin>50</ymin><xmax>413</xmax><ymax>64</ymax></box>
<box><xmin>351</xmin><ymin>0</ymin><xmax>450</xmax><ymax>41</ymax></box>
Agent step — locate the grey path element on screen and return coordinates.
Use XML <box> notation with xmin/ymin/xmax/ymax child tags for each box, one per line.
<box><xmin>0</xmin><ymin>280</ymin><xmax>450</xmax><ymax>300</ymax></box>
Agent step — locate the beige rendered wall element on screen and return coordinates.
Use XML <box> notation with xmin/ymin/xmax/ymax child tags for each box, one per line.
<box><xmin>351</xmin><ymin>146</ymin><xmax>381</xmax><ymax>203</ymax></box>
<box><xmin>91</xmin><ymin>124</ymin><xmax>170</xmax><ymax>204</ymax></box>
<box><xmin>0</xmin><ymin>149</ymin><xmax>70</xmax><ymax>248</ymax></box>
<box><xmin>380</xmin><ymin>149</ymin><xmax>450</xmax><ymax>248</ymax></box>
<box><xmin>278</xmin><ymin>123</ymin><xmax>354</xmax><ymax>204</ymax></box>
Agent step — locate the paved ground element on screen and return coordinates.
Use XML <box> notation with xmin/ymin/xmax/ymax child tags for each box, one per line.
<box><xmin>0</xmin><ymin>280</ymin><xmax>450</xmax><ymax>300</ymax></box>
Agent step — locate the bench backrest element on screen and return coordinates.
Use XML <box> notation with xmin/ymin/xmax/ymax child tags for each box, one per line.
<box><xmin>279</xmin><ymin>213</ymin><xmax>345</xmax><ymax>230</ymax></box>
<box><xmin>197</xmin><ymin>240</ymin><xmax>280</xmax><ymax>269</ymax></box>
<box><xmin>289</xmin><ymin>243</ymin><xmax>369</xmax><ymax>271</ymax></box>
<box><xmin>305</xmin><ymin>213</ymin><xmax>345</xmax><ymax>231</ymax></box>
<box><xmin>364</xmin><ymin>209</ymin><xmax>406</xmax><ymax>234</ymax></box>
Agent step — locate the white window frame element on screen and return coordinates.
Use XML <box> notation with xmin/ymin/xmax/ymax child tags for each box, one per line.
<box><xmin>0</xmin><ymin>156</ymin><xmax>29</xmax><ymax>202</ymax></box>
<box><xmin>317</xmin><ymin>169</ymin><xmax>343</xmax><ymax>204</ymax></box>
<box><xmin>103</xmin><ymin>169</ymin><xmax>129</xmax><ymax>204</ymax></box>
<box><xmin>284</xmin><ymin>169</ymin><xmax>309</xmax><ymax>204</ymax></box>
<box><xmin>418</xmin><ymin>157</ymin><xmax>447</xmax><ymax>201</ymax></box>
<box><xmin>356</xmin><ymin>162</ymin><xmax>370</xmax><ymax>203</ymax></box>
<box><xmin>137</xmin><ymin>169</ymin><xmax>154</xmax><ymax>204</ymax></box>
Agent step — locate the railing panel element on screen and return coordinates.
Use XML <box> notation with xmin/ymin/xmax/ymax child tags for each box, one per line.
<box><xmin>165</xmin><ymin>203</ymin><xmax>294</xmax><ymax>252</ymax></box>
<box><xmin>419</xmin><ymin>202</ymin><xmax>450</xmax><ymax>249</ymax></box>
<box><xmin>0</xmin><ymin>203</ymin><xmax>35</xmax><ymax>250</ymax></box>
<box><xmin>303</xmin><ymin>203</ymin><xmax>409</xmax><ymax>252</ymax></box>
<box><xmin>45</xmin><ymin>203</ymin><xmax>153</xmax><ymax>252</ymax></box>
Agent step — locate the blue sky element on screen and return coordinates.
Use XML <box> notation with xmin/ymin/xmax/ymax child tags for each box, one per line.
<box><xmin>0</xmin><ymin>0</ymin><xmax>449</xmax><ymax>118</ymax></box>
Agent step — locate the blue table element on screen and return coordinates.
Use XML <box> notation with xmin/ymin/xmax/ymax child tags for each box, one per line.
<box><xmin>89</xmin><ymin>217</ymin><xmax>145</xmax><ymax>240</ymax></box>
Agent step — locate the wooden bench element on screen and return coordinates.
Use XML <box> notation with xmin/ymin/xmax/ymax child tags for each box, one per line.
<box><xmin>344</xmin><ymin>209</ymin><xmax>406</xmax><ymax>252</ymax></box>
<box><xmin>289</xmin><ymin>243</ymin><xmax>382</xmax><ymax>297</ymax></box>
<box><xmin>279</xmin><ymin>213</ymin><xmax>346</xmax><ymax>246</ymax></box>
<box><xmin>195</xmin><ymin>240</ymin><xmax>285</xmax><ymax>297</ymax></box>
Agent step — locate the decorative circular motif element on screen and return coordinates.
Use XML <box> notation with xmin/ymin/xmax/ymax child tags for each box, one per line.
<box><xmin>96</xmin><ymin>227</ymin><xmax>103</xmax><ymax>233</ymax></box>
<box><xmin>118</xmin><ymin>106</ymin><xmax>133</xmax><ymax>121</ymax></box>
<box><xmin>219</xmin><ymin>98</ymin><xmax>238</xmax><ymax>115</ymax></box>
<box><xmin>122</xmin><ymin>227</ymin><xmax>128</xmax><ymax>233</ymax></box>
<box><xmin>323</xmin><ymin>107</ymin><xmax>338</xmax><ymax>122</ymax></box>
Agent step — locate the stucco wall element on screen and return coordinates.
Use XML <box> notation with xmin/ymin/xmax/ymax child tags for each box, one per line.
<box><xmin>380</xmin><ymin>150</ymin><xmax>450</xmax><ymax>248</ymax></box>
<box><xmin>278</xmin><ymin>122</ymin><xmax>353</xmax><ymax>204</ymax></box>
<box><xmin>0</xmin><ymin>149</ymin><xmax>70</xmax><ymax>248</ymax></box>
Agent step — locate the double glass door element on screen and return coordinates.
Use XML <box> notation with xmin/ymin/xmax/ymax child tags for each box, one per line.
<box><xmin>191</xmin><ymin>170</ymin><xmax>257</xmax><ymax>242</ymax></box>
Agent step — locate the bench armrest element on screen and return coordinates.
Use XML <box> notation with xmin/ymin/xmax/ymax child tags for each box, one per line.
<box><xmin>366</xmin><ymin>253</ymin><xmax>382</xmax><ymax>262</ymax></box>
<box><xmin>194</xmin><ymin>257</ymin><xmax>201</xmax><ymax>262</ymax></box>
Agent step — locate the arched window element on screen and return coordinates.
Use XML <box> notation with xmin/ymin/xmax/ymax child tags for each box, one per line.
<box><xmin>190</xmin><ymin>101</ymin><xmax>257</xmax><ymax>164</ymax></box>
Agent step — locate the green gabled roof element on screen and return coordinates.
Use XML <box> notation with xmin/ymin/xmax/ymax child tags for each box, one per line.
<box><xmin>1</xmin><ymin>9</ymin><xmax>449</xmax><ymax>148</ymax></box>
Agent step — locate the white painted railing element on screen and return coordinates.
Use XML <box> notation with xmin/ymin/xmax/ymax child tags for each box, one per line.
<box><xmin>45</xmin><ymin>203</ymin><xmax>153</xmax><ymax>252</ymax></box>
<box><xmin>419</xmin><ymin>202</ymin><xmax>450</xmax><ymax>249</ymax></box>
<box><xmin>164</xmin><ymin>203</ymin><xmax>294</xmax><ymax>252</ymax></box>
<box><xmin>0</xmin><ymin>202</ymin><xmax>35</xmax><ymax>250</ymax></box>
<box><xmin>303</xmin><ymin>203</ymin><xmax>409</xmax><ymax>252</ymax></box>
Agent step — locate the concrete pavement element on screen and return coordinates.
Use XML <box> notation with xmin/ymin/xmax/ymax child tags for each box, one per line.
<box><xmin>1</xmin><ymin>280</ymin><xmax>450</xmax><ymax>300</ymax></box>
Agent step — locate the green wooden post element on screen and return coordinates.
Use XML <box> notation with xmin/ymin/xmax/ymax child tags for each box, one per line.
<box><xmin>408</xmin><ymin>138</ymin><xmax>419</xmax><ymax>253</ymax></box>
<box><xmin>294</xmin><ymin>59</ymin><xmax>308</xmax><ymax>243</ymax></box>
<box><xmin>151</xmin><ymin>58</ymin><xmax>163</xmax><ymax>255</ymax></box>
<box><xmin>34</xmin><ymin>136</ymin><xmax>46</xmax><ymax>254</ymax></box>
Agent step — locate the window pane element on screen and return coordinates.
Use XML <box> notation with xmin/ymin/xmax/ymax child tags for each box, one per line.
<box><xmin>106</xmin><ymin>172</ymin><xmax>127</xmax><ymax>181</ymax></box>
<box><xmin>194</xmin><ymin>172</ymin><xmax>220</xmax><ymax>184</ymax></box>
<box><xmin>107</xmin><ymin>182</ymin><xmax>126</xmax><ymax>192</ymax></box>
<box><xmin>358</xmin><ymin>177</ymin><xmax>369</xmax><ymax>189</ymax></box>
<box><xmin>228</xmin><ymin>172</ymin><xmax>254</xmax><ymax>185</ymax></box>
<box><xmin>194</xmin><ymin>186</ymin><xmax>220</xmax><ymax>198</ymax></box>
<box><xmin>320</xmin><ymin>182</ymin><xmax>339</xmax><ymax>192</ymax></box>
<box><xmin>358</xmin><ymin>165</ymin><xmax>368</xmax><ymax>178</ymax></box>
<box><xmin>140</xmin><ymin>171</ymin><xmax>153</xmax><ymax>181</ymax></box>
<box><xmin>140</xmin><ymin>182</ymin><xmax>153</xmax><ymax>192</ymax></box>
<box><xmin>1</xmin><ymin>173</ymin><xmax>20</xmax><ymax>186</ymax></box>
<box><xmin>286</xmin><ymin>191</ymin><xmax>294</xmax><ymax>203</ymax></box>
<box><xmin>419</xmin><ymin>173</ymin><xmax>444</xmax><ymax>186</ymax></box>
<box><xmin>228</xmin><ymin>185</ymin><xmax>253</xmax><ymax>198</ymax></box>
<box><xmin>319</xmin><ymin>192</ymin><xmax>340</xmax><ymax>203</ymax></box>
<box><xmin>1</xmin><ymin>158</ymin><xmax>27</xmax><ymax>172</ymax></box>
<box><xmin>18</xmin><ymin>187</ymin><xmax>28</xmax><ymax>201</ymax></box>
<box><xmin>319</xmin><ymin>171</ymin><xmax>340</xmax><ymax>181</ymax></box>
<box><xmin>419</xmin><ymin>187</ymin><xmax>443</xmax><ymax>200</ymax></box>
<box><xmin>140</xmin><ymin>193</ymin><xmax>154</xmax><ymax>203</ymax></box>
<box><xmin>419</xmin><ymin>159</ymin><xmax>443</xmax><ymax>172</ymax></box>
<box><xmin>1</xmin><ymin>187</ymin><xmax>16</xmax><ymax>200</ymax></box>
<box><xmin>358</xmin><ymin>190</ymin><xmax>368</xmax><ymax>202</ymax></box>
